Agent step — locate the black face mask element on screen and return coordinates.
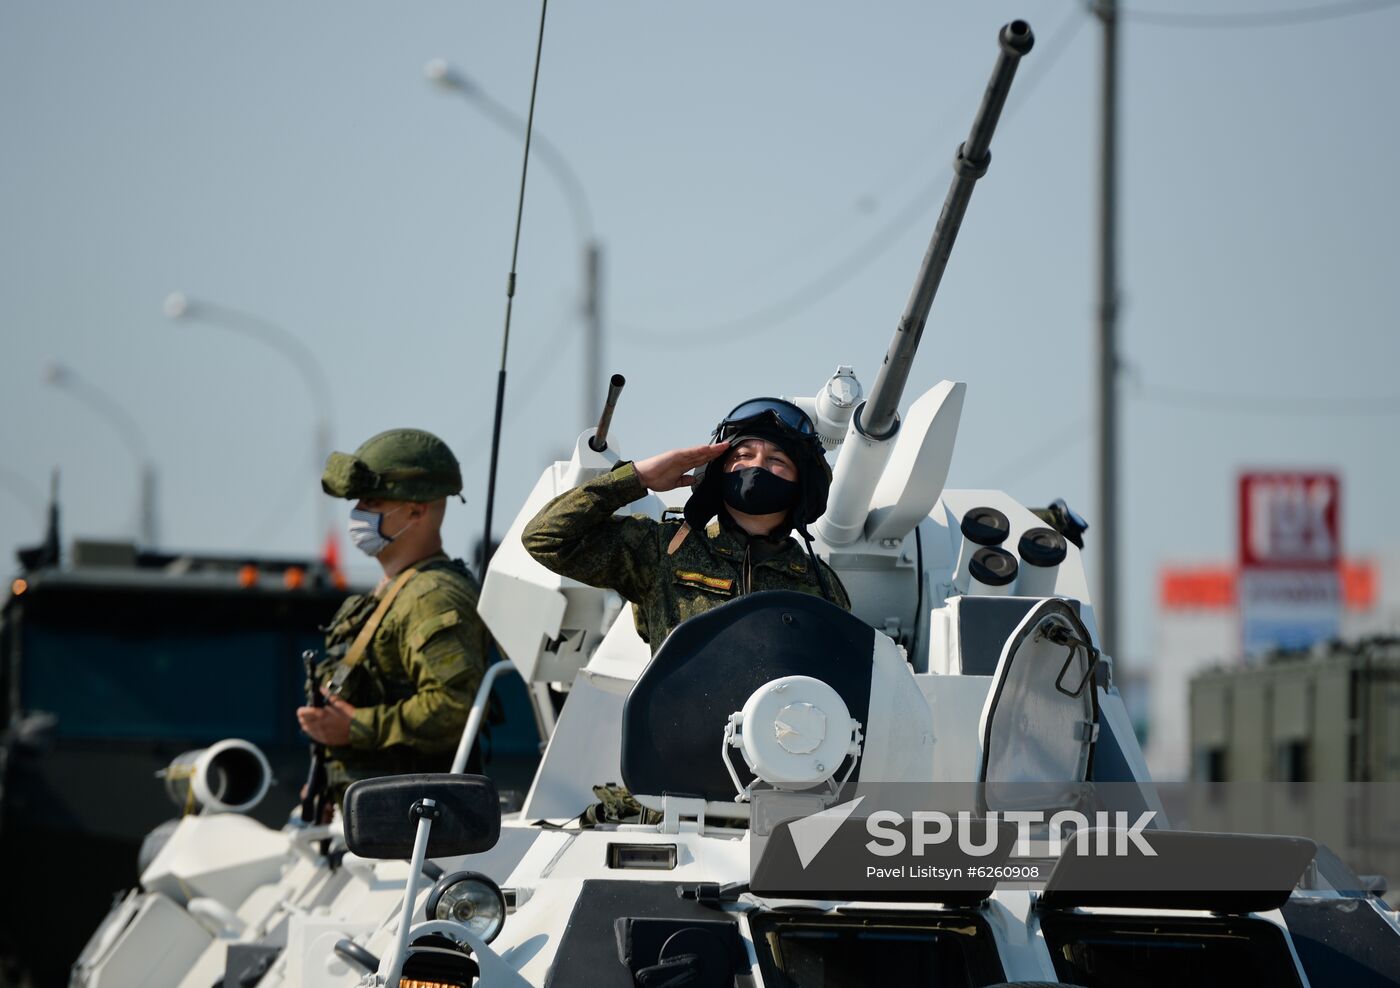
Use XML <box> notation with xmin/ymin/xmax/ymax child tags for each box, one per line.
<box><xmin>721</xmin><ymin>467</ymin><xmax>798</xmax><ymax>516</ymax></box>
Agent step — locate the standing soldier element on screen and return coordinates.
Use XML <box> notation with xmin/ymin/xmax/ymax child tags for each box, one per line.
<box><xmin>297</xmin><ymin>428</ymin><xmax>488</xmax><ymax>808</ymax></box>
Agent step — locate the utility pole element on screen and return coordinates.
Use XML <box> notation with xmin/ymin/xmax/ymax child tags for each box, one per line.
<box><xmin>1094</xmin><ymin>0</ymin><xmax>1121</xmax><ymax>668</ymax></box>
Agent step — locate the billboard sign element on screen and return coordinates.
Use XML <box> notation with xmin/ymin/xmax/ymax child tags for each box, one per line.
<box><xmin>1239</xmin><ymin>472</ymin><xmax>1340</xmax><ymax>569</ymax></box>
<box><xmin>1238</xmin><ymin>472</ymin><xmax>1341</xmax><ymax>656</ymax></box>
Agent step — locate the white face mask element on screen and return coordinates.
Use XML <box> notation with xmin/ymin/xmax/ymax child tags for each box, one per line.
<box><xmin>347</xmin><ymin>505</ymin><xmax>412</xmax><ymax>557</ymax></box>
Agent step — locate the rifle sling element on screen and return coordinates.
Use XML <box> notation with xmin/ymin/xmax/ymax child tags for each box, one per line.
<box><xmin>326</xmin><ymin>566</ymin><xmax>419</xmax><ymax>696</ymax></box>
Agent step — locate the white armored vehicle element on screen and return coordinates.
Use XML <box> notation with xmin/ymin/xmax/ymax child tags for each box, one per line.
<box><xmin>71</xmin><ymin>20</ymin><xmax>1400</xmax><ymax>988</ymax></box>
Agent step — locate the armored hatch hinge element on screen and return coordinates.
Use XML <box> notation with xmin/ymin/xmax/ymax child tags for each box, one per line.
<box><xmin>659</xmin><ymin>794</ymin><xmax>708</xmax><ymax>835</ymax></box>
<box><xmin>677</xmin><ymin>881</ymin><xmax>750</xmax><ymax>909</ymax></box>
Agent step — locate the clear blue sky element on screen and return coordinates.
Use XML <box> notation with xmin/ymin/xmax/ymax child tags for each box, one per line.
<box><xmin>3</xmin><ymin>1</ymin><xmax>1397</xmax><ymax>667</ymax></box>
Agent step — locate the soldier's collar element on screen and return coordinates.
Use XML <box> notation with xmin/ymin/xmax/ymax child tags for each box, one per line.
<box><xmin>705</xmin><ymin>515</ymin><xmax>793</xmax><ymax>559</ymax></box>
<box><xmin>716</xmin><ymin>510</ymin><xmax>791</xmax><ymax>543</ymax></box>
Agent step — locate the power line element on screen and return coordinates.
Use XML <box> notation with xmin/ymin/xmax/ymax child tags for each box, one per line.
<box><xmin>616</xmin><ymin>176</ymin><xmax>939</xmax><ymax>347</ymax></box>
<box><xmin>615</xmin><ymin>9</ymin><xmax>1088</xmax><ymax>349</ymax></box>
<box><xmin>967</xmin><ymin>378</ymin><xmax>1398</xmax><ymax>494</ymax></box>
<box><xmin>896</xmin><ymin>372</ymin><xmax>1398</xmax><ymax>491</ymax></box>
<box><xmin>968</xmin><ymin>373</ymin><xmax>1400</xmax><ymax>491</ymax></box>
<box><xmin>1132</xmin><ymin>382</ymin><xmax>1400</xmax><ymax>415</ymax></box>
<box><xmin>457</xmin><ymin>315</ymin><xmax>578</xmax><ymax>463</ymax></box>
<box><xmin>1121</xmin><ymin>0</ymin><xmax>1400</xmax><ymax>29</ymax></box>
<box><xmin>713</xmin><ymin>15</ymin><xmax>1073</xmax><ymax>299</ymax></box>
<box><xmin>983</xmin><ymin>416</ymin><xmax>1091</xmax><ymax>488</ymax></box>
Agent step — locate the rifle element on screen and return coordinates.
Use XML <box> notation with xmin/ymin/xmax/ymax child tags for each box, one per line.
<box><xmin>300</xmin><ymin>648</ymin><xmax>329</xmax><ymax>825</ymax></box>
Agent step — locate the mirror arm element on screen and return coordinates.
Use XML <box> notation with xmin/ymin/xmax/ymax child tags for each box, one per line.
<box><xmin>380</xmin><ymin>798</ymin><xmax>439</xmax><ymax>987</ymax></box>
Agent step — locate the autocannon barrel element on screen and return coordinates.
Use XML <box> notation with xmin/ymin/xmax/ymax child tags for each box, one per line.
<box><xmin>588</xmin><ymin>374</ymin><xmax>627</xmax><ymax>452</ymax></box>
<box><xmin>861</xmin><ymin>19</ymin><xmax>1034</xmax><ymax>440</ymax></box>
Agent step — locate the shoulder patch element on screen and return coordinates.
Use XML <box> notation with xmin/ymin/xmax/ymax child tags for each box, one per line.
<box><xmin>406</xmin><ymin>608</ymin><xmax>463</xmax><ymax>652</ymax></box>
<box><xmin>788</xmin><ymin>561</ymin><xmax>808</xmax><ymax>575</ymax></box>
<box><xmin>400</xmin><ymin>566</ymin><xmax>479</xmax><ymax>606</ymax></box>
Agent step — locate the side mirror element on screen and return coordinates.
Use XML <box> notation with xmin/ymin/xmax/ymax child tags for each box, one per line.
<box><xmin>343</xmin><ymin>773</ymin><xmax>501</xmax><ymax>859</ymax></box>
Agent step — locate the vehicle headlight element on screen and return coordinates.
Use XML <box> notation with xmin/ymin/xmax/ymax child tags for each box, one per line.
<box><xmin>424</xmin><ymin>871</ymin><xmax>506</xmax><ymax>944</ymax></box>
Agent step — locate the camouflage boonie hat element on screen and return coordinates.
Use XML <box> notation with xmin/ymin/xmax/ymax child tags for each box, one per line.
<box><xmin>322</xmin><ymin>428</ymin><xmax>463</xmax><ymax>502</ymax></box>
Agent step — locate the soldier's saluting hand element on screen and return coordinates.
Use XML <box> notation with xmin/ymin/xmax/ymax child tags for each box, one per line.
<box><xmin>632</xmin><ymin>442</ymin><xmax>729</xmax><ymax>492</ymax></box>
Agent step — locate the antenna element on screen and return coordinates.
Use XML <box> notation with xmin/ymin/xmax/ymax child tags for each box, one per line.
<box><xmin>481</xmin><ymin>0</ymin><xmax>551</xmax><ymax>569</ymax></box>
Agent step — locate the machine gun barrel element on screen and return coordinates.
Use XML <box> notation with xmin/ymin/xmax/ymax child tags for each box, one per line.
<box><xmin>587</xmin><ymin>374</ymin><xmax>626</xmax><ymax>452</ymax></box>
<box><xmin>861</xmin><ymin>20</ymin><xmax>1034</xmax><ymax>440</ymax></box>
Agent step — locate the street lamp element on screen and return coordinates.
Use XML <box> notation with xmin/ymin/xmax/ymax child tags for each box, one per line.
<box><xmin>43</xmin><ymin>361</ymin><xmax>158</xmax><ymax>547</ymax></box>
<box><xmin>165</xmin><ymin>292</ymin><xmax>334</xmax><ymax>548</ymax></box>
<box><xmin>425</xmin><ymin>57</ymin><xmax>605</xmax><ymax>427</ymax></box>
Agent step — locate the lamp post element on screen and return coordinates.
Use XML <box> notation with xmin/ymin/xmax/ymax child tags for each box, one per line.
<box><xmin>425</xmin><ymin>58</ymin><xmax>605</xmax><ymax>427</ymax></box>
<box><xmin>164</xmin><ymin>293</ymin><xmax>334</xmax><ymax>548</ymax></box>
<box><xmin>43</xmin><ymin>362</ymin><xmax>158</xmax><ymax>547</ymax></box>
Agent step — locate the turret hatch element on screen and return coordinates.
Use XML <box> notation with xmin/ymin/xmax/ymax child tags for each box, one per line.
<box><xmin>977</xmin><ymin>598</ymin><xmax>1099</xmax><ymax>809</ymax></box>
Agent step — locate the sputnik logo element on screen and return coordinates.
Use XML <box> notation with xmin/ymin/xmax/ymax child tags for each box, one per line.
<box><xmin>787</xmin><ymin>796</ymin><xmax>865</xmax><ymax>869</ymax></box>
<box><xmin>783</xmin><ymin>800</ymin><xmax>1159</xmax><ymax>870</ymax></box>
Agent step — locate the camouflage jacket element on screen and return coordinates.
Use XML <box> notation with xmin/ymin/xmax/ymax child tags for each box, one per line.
<box><xmin>521</xmin><ymin>462</ymin><xmax>850</xmax><ymax>653</ymax></box>
<box><xmin>317</xmin><ymin>553</ymin><xmax>487</xmax><ymax>795</ymax></box>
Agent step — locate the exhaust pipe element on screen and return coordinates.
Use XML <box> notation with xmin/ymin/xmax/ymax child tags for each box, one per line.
<box><xmin>160</xmin><ymin>738</ymin><xmax>272</xmax><ymax>814</ymax></box>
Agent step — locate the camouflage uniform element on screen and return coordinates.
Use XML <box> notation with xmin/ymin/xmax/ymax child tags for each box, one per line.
<box><xmin>317</xmin><ymin>554</ymin><xmax>488</xmax><ymax>800</ymax></box>
<box><xmin>317</xmin><ymin>428</ymin><xmax>488</xmax><ymax>802</ymax></box>
<box><xmin>522</xmin><ymin>461</ymin><xmax>850</xmax><ymax>654</ymax></box>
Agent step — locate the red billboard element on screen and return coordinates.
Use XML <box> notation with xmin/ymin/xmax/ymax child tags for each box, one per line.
<box><xmin>1238</xmin><ymin>472</ymin><xmax>1341</xmax><ymax>570</ymax></box>
<box><xmin>1238</xmin><ymin>471</ymin><xmax>1342</xmax><ymax>656</ymax></box>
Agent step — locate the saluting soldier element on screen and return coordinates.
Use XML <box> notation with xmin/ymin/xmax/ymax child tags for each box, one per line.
<box><xmin>297</xmin><ymin>428</ymin><xmax>488</xmax><ymax>806</ymax></box>
<box><xmin>523</xmin><ymin>397</ymin><xmax>850</xmax><ymax>654</ymax></box>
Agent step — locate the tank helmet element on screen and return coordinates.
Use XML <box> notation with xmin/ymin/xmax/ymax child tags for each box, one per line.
<box><xmin>682</xmin><ymin>397</ymin><xmax>831</xmax><ymax>535</ymax></box>
<box><xmin>321</xmin><ymin>428</ymin><xmax>463</xmax><ymax>502</ymax></box>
